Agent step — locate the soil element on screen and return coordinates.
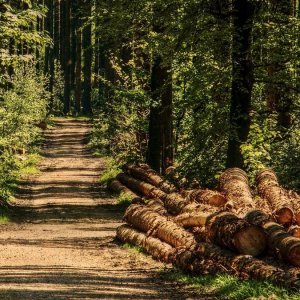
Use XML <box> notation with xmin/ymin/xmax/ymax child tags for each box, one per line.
<box><xmin>0</xmin><ymin>119</ymin><xmax>210</xmax><ymax>300</ymax></box>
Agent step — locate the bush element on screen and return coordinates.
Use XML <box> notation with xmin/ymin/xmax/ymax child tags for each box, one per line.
<box><xmin>0</xmin><ymin>65</ymin><xmax>49</xmax><ymax>201</ymax></box>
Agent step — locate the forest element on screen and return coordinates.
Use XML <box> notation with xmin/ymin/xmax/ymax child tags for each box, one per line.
<box><xmin>1</xmin><ymin>0</ymin><xmax>300</xmax><ymax>298</ymax></box>
<box><xmin>1</xmin><ymin>0</ymin><xmax>300</xmax><ymax>196</ymax></box>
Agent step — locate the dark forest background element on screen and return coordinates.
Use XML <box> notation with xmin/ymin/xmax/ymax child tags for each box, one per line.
<box><xmin>1</xmin><ymin>0</ymin><xmax>300</xmax><ymax>201</ymax></box>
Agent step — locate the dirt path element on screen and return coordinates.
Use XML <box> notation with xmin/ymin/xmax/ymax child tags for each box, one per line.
<box><xmin>0</xmin><ymin>119</ymin><xmax>201</xmax><ymax>300</ymax></box>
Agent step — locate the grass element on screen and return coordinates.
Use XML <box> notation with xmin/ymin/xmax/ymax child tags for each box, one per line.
<box><xmin>163</xmin><ymin>269</ymin><xmax>300</xmax><ymax>300</ymax></box>
<box><xmin>122</xmin><ymin>243</ymin><xmax>145</xmax><ymax>255</ymax></box>
<box><xmin>117</xmin><ymin>192</ymin><xmax>135</xmax><ymax>207</ymax></box>
<box><xmin>0</xmin><ymin>211</ymin><xmax>10</xmax><ymax>224</ymax></box>
<box><xmin>121</xmin><ymin>243</ymin><xmax>300</xmax><ymax>300</ymax></box>
<box><xmin>99</xmin><ymin>157</ymin><xmax>122</xmax><ymax>186</ymax></box>
<box><xmin>17</xmin><ymin>153</ymin><xmax>41</xmax><ymax>178</ymax></box>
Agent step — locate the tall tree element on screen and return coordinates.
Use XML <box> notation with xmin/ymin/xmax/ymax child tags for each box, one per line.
<box><xmin>74</xmin><ymin>0</ymin><xmax>82</xmax><ymax>114</ymax></box>
<box><xmin>226</xmin><ymin>0</ymin><xmax>255</xmax><ymax>168</ymax></box>
<box><xmin>61</xmin><ymin>0</ymin><xmax>71</xmax><ymax>114</ymax></box>
<box><xmin>82</xmin><ymin>0</ymin><xmax>93</xmax><ymax>115</ymax></box>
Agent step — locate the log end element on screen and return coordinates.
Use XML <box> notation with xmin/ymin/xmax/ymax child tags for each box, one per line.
<box><xmin>274</xmin><ymin>207</ymin><xmax>294</xmax><ymax>227</ymax></box>
<box><xmin>289</xmin><ymin>245</ymin><xmax>300</xmax><ymax>267</ymax></box>
<box><xmin>295</xmin><ymin>213</ymin><xmax>300</xmax><ymax>227</ymax></box>
<box><xmin>234</xmin><ymin>225</ymin><xmax>267</xmax><ymax>257</ymax></box>
<box><xmin>209</xmin><ymin>194</ymin><xmax>227</xmax><ymax>207</ymax></box>
<box><xmin>289</xmin><ymin>226</ymin><xmax>300</xmax><ymax>239</ymax></box>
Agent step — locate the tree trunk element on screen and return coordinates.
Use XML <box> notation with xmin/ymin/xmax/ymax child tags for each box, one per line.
<box><xmin>226</xmin><ymin>0</ymin><xmax>255</xmax><ymax>168</ymax></box>
<box><xmin>245</xmin><ymin>210</ymin><xmax>300</xmax><ymax>267</ymax></box>
<box><xmin>147</xmin><ymin>55</ymin><xmax>173</xmax><ymax>173</ymax></box>
<box><xmin>82</xmin><ymin>0</ymin><xmax>93</xmax><ymax>115</ymax></box>
<box><xmin>60</xmin><ymin>0</ymin><xmax>71</xmax><ymax>114</ymax></box>
<box><xmin>53</xmin><ymin>0</ymin><xmax>60</xmax><ymax>60</ymax></box>
<box><xmin>256</xmin><ymin>169</ymin><xmax>294</xmax><ymax>226</ymax></box>
<box><xmin>266</xmin><ymin>0</ymin><xmax>294</xmax><ymax>130</ymax></box>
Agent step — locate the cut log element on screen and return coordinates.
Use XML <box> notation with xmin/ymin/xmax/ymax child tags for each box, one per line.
<box><xmin>256</xmin><ymin>169</ymin><xmax>294</xmax><ymax>226</ymax></box>
<box><xmin>288</xmin><ymin>225</ymin><xmax>300</xmax><ymax>239</ymax></box>
<box><xmin>146</xmin><ymin>199</ymin><xmax>168</xmax><ymax>216</ymax></box>
<box><xmin>124</xmin><ymin>204</ymin><xmax>197</xmax><ymax>249</ymax></box>
<box><xmin>117</xmin><ymin>173</ymin><xmax>188</xmax><ymax>214</ymax></box>
<box><xmin>245</xmin><ymin>210</ymin><xmax>300</xmax><ymax>266</ymax></box>
<box><xmin>219</xmin><ymin>168</ymin><xmax>255</xmax><ymax>213</ymax></box>
<box><xmin>117</xmin><ymin>225</ymin><xmax>300</xmax><ymax>289</ymax></box>
<box><xmin>286</xmin><ymin>190</ymin><xmax>300</xmax><ymax>226</ymax></box>
<box><xmin>123</xmin><ymin>164</ymin><xmax>177</xmax><ymax>193</ymax></box>
<box><xmin>168</xmin><ymin>201</ymin><xmax>266</xmax><ymax>256</ymax></box>
<box><xmin>183</xmin><ymin>189</ymin><xmax>227</xmax><ymax>207</ymax></box>
<box><xmin>116</xmin><ymin>224</ymin><xmax>175</xmax><ymax>262</ymax></box>
<box><xmin>205</xmin><ymin>211</ymin><xmax>266</xmax><ymax>256</ymax></box>
<box><xmin>107</xmin><ymin>179</ymin><xmax>142</xmax><ymax>202</ymax></box>
<box><xmin>165</xmin><ymin>166</ymin><xmax>200</xmax><ymax>190</ymax></box>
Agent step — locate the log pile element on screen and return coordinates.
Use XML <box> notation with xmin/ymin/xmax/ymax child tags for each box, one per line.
<box><xmin>108</xmin><ymin>164</ymin><xmax>300</xmax><ymax>289</ymax></box>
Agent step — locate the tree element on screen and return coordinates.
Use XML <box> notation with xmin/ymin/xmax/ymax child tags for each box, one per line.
<box><xmin>82</xmin><ymin>0</ymin><xmax>93</xmax><ymax>115</ymax></box>
<box><xmin>226</xmin><ymin>0</ymin><xmax>256</xmax><ymax>168</ymax></box>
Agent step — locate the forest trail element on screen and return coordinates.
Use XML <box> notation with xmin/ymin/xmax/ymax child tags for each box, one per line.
<box><xmin>0</xmin><ymin>119</ymin><xmax>200</xmax><ymax>300</ymax></box>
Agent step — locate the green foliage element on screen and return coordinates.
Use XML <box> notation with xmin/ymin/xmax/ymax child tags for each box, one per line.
<box><xmin>91</xmin><ymin>0</ymin><xmax>300</xmax><ymax>192</ymax></box>
<box><xmin>99</xmin><ymin>158</ymin><xmax>122</xmax><ymax>186</ymax></box>
<box><xmin>0</xmin><ymin>65</ymin><xmax>49</xmax><ymax>201</ymax></box>
<box><xmin>117</xmin><ymin>192</ymin><xmax>135</xmax><ymax>207</ymax></box>
<box><xmin>122</xmin><ymin>243</ymin><xmax>145</xmax><ymax>255</ymax></box>
<box><xmin>0</xmin><ymin>1</ymin><xmax>50</xmax><ymax>67</ymax></box>
<box><xmin>164</xmin><ymin>269</ymin><xmax>300</xmax><ymax>300</ymax></box>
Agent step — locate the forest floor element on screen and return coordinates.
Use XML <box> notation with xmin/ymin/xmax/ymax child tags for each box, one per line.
<box><xmin>0</xmin><ymin>119</ymin><xmax>206</xmax><ymax>300</ymax></box>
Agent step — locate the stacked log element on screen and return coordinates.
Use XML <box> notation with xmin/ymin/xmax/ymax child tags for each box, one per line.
<box><xmin>183</xmin><ymin>189</ymin><xmax>227</xmax><ymax>207</ymax></box>
<box><xmin>288</xmin><ymin>225</ymin><xmax>300</xmax><ymax>239</ymax></box>
<box><xmin>286</xmin><ymin>190</ymin><xmax>300</xmax><ymax>226</ymax></box>
<box><xmin>219</xmin><ymin>168</ymin><xmax>256</xmax><ymax>214</ymax></box>
<box><xmin>256</xmin><ymin>169</ymin><xmax>294</xmax><ymax>226</ymax></box>
<box><xmin>165</xmin><ymin>166</ymin><xmax>200</xmax><ymax>190</ymax></box>
<box><xmin>107</xmin><ymin>179</ymin><xmax>142</xmax><ymax>202</ymax></box>
<box><xmin>110</xmin><ymin>164</ymin><xmax>300</xmax><ymax>290</ymax></box>
<box><xmin>124</xmin><ymin>164</ymin><xmax>177</xmax><ymax>193</ymax></box>
<box><xmin>245</xmin><ymin>210</ymin><xmax>300</xmax><ymax>266</ymax></box>
<box><xmin>117</xmin><ymin>224</ymin><xmax>300</xmax><ymax>289</ymax></box>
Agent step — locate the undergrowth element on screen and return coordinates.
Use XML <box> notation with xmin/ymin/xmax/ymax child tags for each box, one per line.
<box><xmin>163</xmin><ymin>269</ymin><xmax>300</xmax><ymax>300</ymax></box>
<box><xmin>121</xmin><ymin>243</ymin><xmax>300</xmax><ymax>300</ymax></box>
<box><xmin>99</xmin><ymin>158</ymin><xmax>122</xmax><ymax>186</ymax></box>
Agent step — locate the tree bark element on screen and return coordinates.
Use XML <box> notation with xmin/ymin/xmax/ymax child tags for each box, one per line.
<box><xmin>123</xmin><ymin>163</ymin><xmax>177</xmax><ymax>193</ymax></box>
<box><xmin>147</xmin><ymin>55</ymin><xmax>173</xmax><ymax>173</ymax></box>
<box><xmin>107</xmin><ymin>179</ymin><xmax>142</xmax><ymax>202</ymax></box>
<box><xmin>82</xmin><ymin>0</ymin><xmax>93</xmax><ymax>115</ymax></box>
<box><xmin>226</xmin><ymin>0</ymin><xmax>255</xmax><ymax>168</ymax></box>
<box><xmin>183</xmin><ymin>189</ymin><xmax>227</xmax><ymax>207</ymax></box>
<box><xmin>124</xmin><ymin>204</ymin><xmax>197</xmax><ymax>249</ymax></box>
<box><xmin>219</xmin><ymin>168</ymin><xmax>255</xmax><ymax>213</ymax></box>
<box><xmin>60</xmin><ymin>0</ymin><xmax>71</xmax><ymax>114</ymax></box>
<box><xmin>256</xmin><ymin>169</ymin><xmax>294</xmax><ymax>226</ymax></box>
<box><xmin>245</xmin><ymin>210</ymin><xmax>300</xmax><ymax>267</ymax></box>
<box><xmin>117</xmin><ymin>224</ymin><xmax>300</xmax><ymax>289</ymax></box>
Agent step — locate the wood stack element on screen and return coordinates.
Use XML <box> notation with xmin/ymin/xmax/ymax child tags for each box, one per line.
<box><xmin>108</xmin><ymin>164</ymin><xmax>300</xmax><ymax>289</ymax></box>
